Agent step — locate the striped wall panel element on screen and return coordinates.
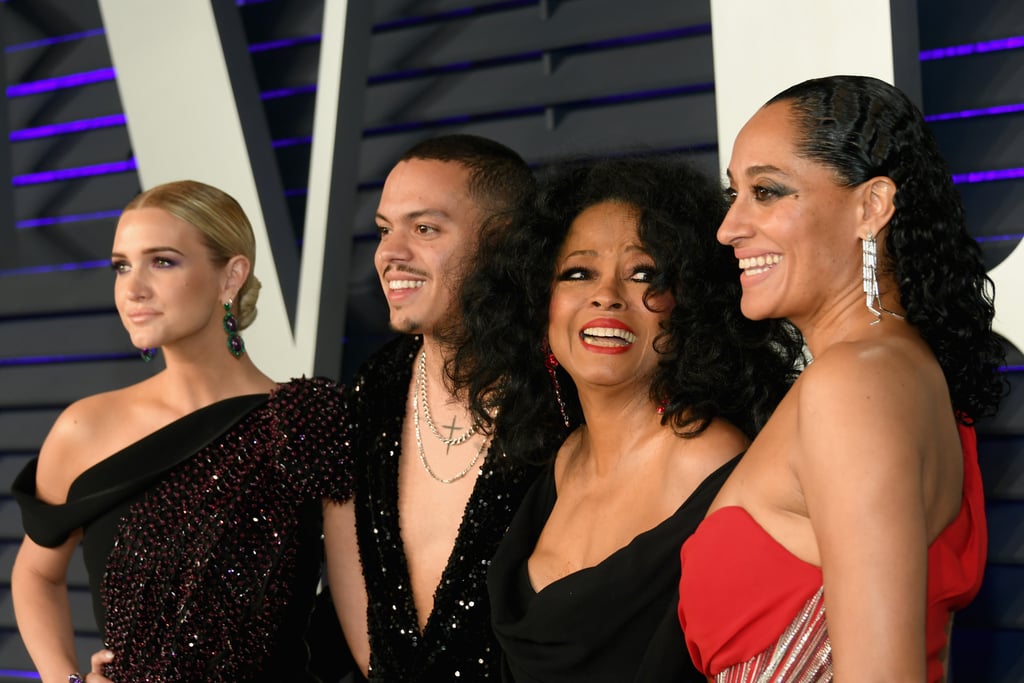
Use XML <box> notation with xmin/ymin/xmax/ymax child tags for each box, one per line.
<box><xmin>240</xmin><ymin>0</ymin><xmax>725</xmax><ymax>376</ymax></box>
<box><xmin>0</xmin><ymin>0</ymin><xmax>1021</xmax><ymax>680</ymax></box>
<box><xmin>918</xmin><ymin>1</ymin><xmax>1024</xmax><ymax>680</ymax></box>
<box><xmin>1</xmin><ymin>0</ymin><xmax>722</xmax><ymax>676</ymax></box>
<box><xmin>2</xmin><ymin>1</ymin><xmax>141</xmax><ymax>675</ymax></box>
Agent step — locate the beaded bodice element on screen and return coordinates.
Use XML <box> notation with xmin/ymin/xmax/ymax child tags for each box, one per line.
<box><xmin>714</xmin><ymin>587</ymin><xmax>832</xmax><ymax>683</ymax></box>
<box><xmin>348</xmin><ymin>335</ymin><xmax>538</xmax><ymax>681</ymax></box>
<box><xmin>15</xmin><ymin>377</ymin><xmax>351</xmax><ymax>682</ymax></box>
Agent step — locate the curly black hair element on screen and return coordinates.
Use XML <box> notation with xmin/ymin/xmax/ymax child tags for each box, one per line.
<box><xmin>768</xmin><ymin>75</ymin><xmax>1007</xmax><ymax>421</ymax></box>
<box><xmin>400</xmin><ymin>134</ymin><xmax>536</xmax><ymax>222</ymax></box>
<box><xmin>449</xmin><ymin>154</ymin><xmax>805</xmax><ymax>465</ymax></box>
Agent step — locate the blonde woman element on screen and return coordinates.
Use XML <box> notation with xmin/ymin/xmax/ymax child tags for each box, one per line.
<box><xmin>12</xmin><ymin>180</ymin><xmax>352</xmax><ymax>682</ymax></box>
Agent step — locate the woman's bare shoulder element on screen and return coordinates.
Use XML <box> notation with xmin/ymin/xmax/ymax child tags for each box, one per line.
<box><xmin>798</xmin><ymin>336</ymin><xmax>940</xmax><ymax>416</ymax></box>
<box><xmin>35</xmin><ymin>384</ymin><xmax>154</xmax><ymax>503</ymax></box>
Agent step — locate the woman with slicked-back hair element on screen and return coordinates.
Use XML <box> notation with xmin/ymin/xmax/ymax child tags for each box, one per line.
<box><xmin>678</xmin><ymin>75</ymin><xmax>1006</xmax><ymax>682</ymax></box>
<box><xmin>12</xmin><ymin>180</ymin><xmax>353</xmax><ymax>682</ymax></box>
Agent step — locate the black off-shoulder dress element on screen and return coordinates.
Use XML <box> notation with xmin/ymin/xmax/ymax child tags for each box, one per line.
<box><xmin>13</xmin><ymin>377</ymin><xmax>352</xmax><ymax>683</ymax></box>
<box><xmin>488</xmin><ymin>454</ymin><xmax>741</xmax><ymax>683</ymax></box>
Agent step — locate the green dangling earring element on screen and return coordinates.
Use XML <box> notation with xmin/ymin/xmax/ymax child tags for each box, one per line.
<box><xmin>222</xmin><ymin>300</ymin><xmax>245</xmax><ymax>359</ymax></box>
<box><xmin>139</xmin><ymin>347</ymin><xmax>156</xmax><ymax>362</ymax></box>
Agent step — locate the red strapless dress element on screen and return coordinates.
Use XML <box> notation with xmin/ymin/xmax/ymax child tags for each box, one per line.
<box><xmin>678</xmin><ymin>424</ymin><xmax>986</xmax><ymax>682</ymax></box>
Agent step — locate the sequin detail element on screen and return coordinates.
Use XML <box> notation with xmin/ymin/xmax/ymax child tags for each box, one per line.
<box><xmin>100</xmin><ymin>377</ymin><xmax>352</xmax><ymax>682</ymax></box>
<box><xmin>716</xmin><ymin>587</ymin><xmax>832</xmax><ymax>683</ymax></box>
<box><xmin>348</xmin><ymin>336</ymin><xmax>538</xmax><ymax>681</ymax></box>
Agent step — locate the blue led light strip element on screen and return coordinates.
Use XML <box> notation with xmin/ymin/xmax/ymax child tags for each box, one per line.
<box><xmin>17</xmin><ymin>210</ymin><xmax>122</xmax><ymax>230</ymax></box>
<box><xmin>576</xmin><ymin>25</ymin><xmax>709</xmax><ymax>51</ymax></box>
<box><xmin>261</xmin><ymin>84</ymin><xmax>317</xmax><ymax>101</ymax></box>
<box><xmin>10</xmin><ymin>114</ymin><xmax>127</xmax><ymax>142</ymax></box>
<box><xmin>373</xmin><ymin>0</ymin><xmax>534</xmax><ymax>32</ymax></box>
<box><xmin>926</xmin><ymin>103</ymin><xmax>1024</xmax><ymax>122</ymax></box>
<box><xmin>920</xmin><ymin>36</ymin><xmax>1024</xmax><ymax>60</ymax></box>
<box><xmin>250</xmin><ymin>34</ymin><xmax>322</xmax><ymax>53</ymax></box>
<box><xmin>4</xmin><ymin>28</ymin><xmax>106</xmax><ymax>53</ymax></box>
<box><xmin>6</xmin><ymin>68</ymin><xmax>116</xmax><ymax>97</ymax></box>
<box><xmin>13</xmin><ymin>159</ymin><xmax>137</xmax><ymax>187</ymax></box>
<box><xmin>952</xmin><ymin>168</ymin><xmax>1024</xmax><ymax>184</ymax></box>
<box><xmin>273</xmin><ymin>136</ymin><xmax>313</xmax><ymax>149</ymax></box>
<box><xmin>0</xmin><ymin>670</ymin><xmax>39</xmax><ymax>680</ymax></box>
<box><xmin>0</xmin><ymin>352</ymin><xmax>136</xmax><ymax>368</ymax></box>
<box><xmin>975</xmin><ymin>234</ymin><xmax>1024</xmax><ymax>243</ymax></box>
<box><xmin>0</xmin><ymin>260</ymin><xmax>110</xmax><ymax>277</ymax></box>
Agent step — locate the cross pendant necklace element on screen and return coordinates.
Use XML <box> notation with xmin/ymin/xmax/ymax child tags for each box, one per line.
<box><xmin>442</xmin><ymin>417</ymin><xmax>463</xmax><ymax>454</ymax></box>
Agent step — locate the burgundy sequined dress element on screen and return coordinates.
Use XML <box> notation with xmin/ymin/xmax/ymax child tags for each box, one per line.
<box><xmin>347</xmin><ymin>335</ymin><xmax>540</xmax><ymax>682</ymax></box>
<box><xmin>13</xmin><ymin>377</ymin><xmax>353</xmax><ymax>683</ymax></box>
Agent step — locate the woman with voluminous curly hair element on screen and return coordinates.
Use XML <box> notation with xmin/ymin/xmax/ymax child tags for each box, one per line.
<box><xmin>449</xmin><ymin>154</ymin><xmax>804</xmax><ymax>681</ymax></box>
<box><xmin>678</xmin><ymin>75</ymin><xmax>1007</xmax><ymax>683</ymax></box>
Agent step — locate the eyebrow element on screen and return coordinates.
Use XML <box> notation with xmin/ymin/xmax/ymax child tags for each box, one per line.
<box><xmin>375</xmin><ymin>208</ymin><xmax>452</xmax><ymax>223</ymax></box>
<box><xmin>726</xmin><ymin>164</ymin><xmax>788</xmax><ymax>181</ymax></box>
<box><xmin>110</xmin><ymin>246</ymin><xmax>185</xmax><ymax>259</ymax></box>
<box><xmin>560</xmin><ymin>244</ymin><xmax>647</xmax><ymax>260</ymax></box>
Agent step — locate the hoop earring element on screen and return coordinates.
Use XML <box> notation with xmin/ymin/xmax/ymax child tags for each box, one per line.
<box><xmin>543</xmin><ymin>341</ymin><xmax>570</xmax><ymax>428</ymax></box>
<box><xmin>139</xmin><ymin>348</ymin><xmax>156</xmax><ymax>362</ymax></box>
<box><xmin>223</xmin><ymin>300</ymin><xmax>245</xmax><ymax>358</ymax></box>
<box><xmin>862</xmin><ymin>232</ymin><xmax>904</xmax><ymax>326</ymax></box>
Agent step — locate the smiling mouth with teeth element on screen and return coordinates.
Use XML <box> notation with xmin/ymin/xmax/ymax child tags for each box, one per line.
<box><xmin>581</xmin><ymin>326</ymin><xmax>638</xmax><ymax>347</ymax></box>
<box><xmin>388</xmin><ymin>279</ymin><xmax>425</xmax><ymax>290</ymax></box>
<box><xmin>738</xmin><ymin>254</ymin><xmax>782</xmax><ymax>275</ymax></box>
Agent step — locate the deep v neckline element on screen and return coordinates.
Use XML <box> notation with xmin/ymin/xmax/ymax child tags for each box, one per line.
<box><xmin>390</xmin><ymin>434</ymin><xmax>496</xmax><ymax>635</ymax></box>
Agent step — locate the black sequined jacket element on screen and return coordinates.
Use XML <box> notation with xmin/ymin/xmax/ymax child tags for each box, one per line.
<box><xmin>347</xmin><ymin>335</ymin><xmax>539</xmax><ymax>682</ymax></box>
<box><xmin>14</xmin><ymin>377</ymin><xmax>352</xmax><ymax>682</ymax></box>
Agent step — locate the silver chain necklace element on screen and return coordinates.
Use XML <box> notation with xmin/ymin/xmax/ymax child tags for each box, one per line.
<box><xmin>417</xmin><ymin>350</ymin><xmax>481</xmax><ymax>447</ymax></box>
<box><xmin>413</xmin><ymin>377</ymin><xmax>487</xmax><ymax>484</ymax></box>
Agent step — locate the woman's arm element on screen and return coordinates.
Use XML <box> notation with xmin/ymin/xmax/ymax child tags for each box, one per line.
<box><xmin>324</xmin><ymin>499</ymin><xmax>371</xmax><ymax>677</ymax></box>
<box><xmin>12</xmin><ymin>532</ymin><xmax>84</xmax><ymax>683</ymax></box>
<box><xmin>795</xmin><ymin>346</ymin><xmax>941</xmax><ymax>682</ymax></box>
<box><xmin>13</xmin><ymin>399</ymin><xmax>101</xmax><ymax>683</ymax></box>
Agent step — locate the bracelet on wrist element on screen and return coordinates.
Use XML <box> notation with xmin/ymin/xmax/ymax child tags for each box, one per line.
<box><xmin>68</xmin><ymin>674</ymin><xmax>85</xmax><ymax>683</ymax></box>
